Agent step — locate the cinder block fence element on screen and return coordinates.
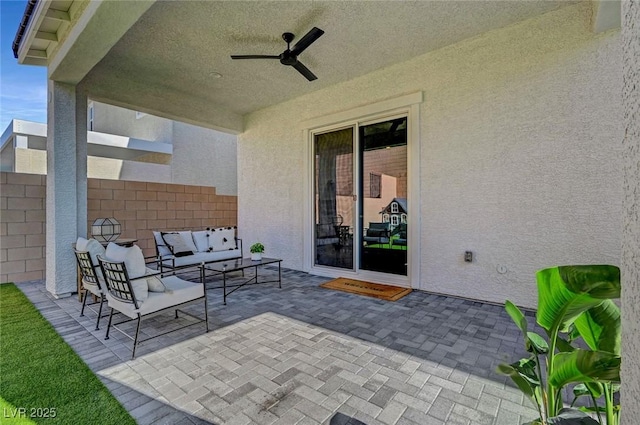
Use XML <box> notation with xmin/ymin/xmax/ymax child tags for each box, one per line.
<box><xmin>1</xmin><ymin>172</ymin><xmax>237</xmax><ymax>283</ymax></box>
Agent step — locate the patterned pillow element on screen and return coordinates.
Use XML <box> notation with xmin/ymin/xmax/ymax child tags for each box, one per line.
<box><xmin>161</xmin><ymin>232</ymin><xmax>195</xmax><ymax>257</ymax></box>
<box><xmin>208</xmin><ymin>227</ymin><xmax>237</xmax><ymax>252</ymax></box>
<box><xmin>153</xmin><ymin>231</ymin><xmax>173</xmax><ymax>258</ymax></box>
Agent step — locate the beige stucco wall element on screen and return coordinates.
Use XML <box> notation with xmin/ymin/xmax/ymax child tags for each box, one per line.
<box><xmin>621</xmin><ymin>0</ymin><xmax>640</xmax><ymax>422</ymax></box>
<box><xmin>239</xmin><ymin>3</ymin><xmax>622</xmax><ymax>308</ymax></box>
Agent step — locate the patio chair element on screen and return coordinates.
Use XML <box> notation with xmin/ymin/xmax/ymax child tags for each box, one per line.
<box><xmin>391</xmin><ymin>223</ymin><xmax>407</xmax><ymax>249</ymax></box>
<box><xmin>74</xmin><ymin>249</ymin><xmax>107</xmax><ymax>330</ymax></box>
<box><xmin>98</xmin><ymin>255</ymin><xmax>209</xmax><ymax>359</ymax></box>
<box><xmin>363</xmin><ymin>222</ymin><xmax>390</xmax><ymax>247</ymax></box>
<box><xmin>316</xmin><ymin>214</ymin><xmax>344</xmax><ymax>246</ymax></box>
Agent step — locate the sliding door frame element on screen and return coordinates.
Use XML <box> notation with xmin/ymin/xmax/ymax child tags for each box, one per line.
<box><xmin>303</xmin><ymin>92</ymin><xmax>422</xmax><ymax>288</ymax></box>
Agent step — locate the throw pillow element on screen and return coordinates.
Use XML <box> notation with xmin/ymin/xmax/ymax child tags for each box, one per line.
<box><xmin>209</xmin><ymin>227</ymin><xmax>237</xmax><ymax>252</ymax></box>
<box><xmin>144</xmin><ymin>267</ymin><xmax>166</xmax><ymax>292</ymax></box>
<box><xmin>153</xmin><ymin>231</ymin><xmax>173</xmax><ymax>258</ymax></box>
<box><xmin>192</xmin><ymin>230</ymin><xmax>209</xmax><ymax>252</ymax></box>
<box><xmin>178</xmin><ymin>231</ymin><xmax>198</xmax><ymax>253</ymax></box>
<box><xmin>130</xmin><ymin>279</ymin><xmax>149</xmax><ymax>303</ymax></box>
<box><xmin>161</xmin><ymin>232</ymin><xmax>194</xmax><ymax>257</ymax></box>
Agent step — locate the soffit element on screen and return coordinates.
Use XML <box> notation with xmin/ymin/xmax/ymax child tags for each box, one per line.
<box><xmin>72</xmin><ymin>1</ymin><xmax>581</xmax><ymax>130</ymax></box>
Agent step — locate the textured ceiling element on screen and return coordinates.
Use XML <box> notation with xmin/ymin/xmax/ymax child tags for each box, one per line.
<box><xmin>83</xmin><ymin>1</ymin><xmax>577</xmax><ymax>131</ymax></box>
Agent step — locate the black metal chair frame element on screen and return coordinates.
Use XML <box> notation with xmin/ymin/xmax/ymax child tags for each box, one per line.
<box><xmin>74</xmin><ymin>250</ymin><xmax>108</xmax><ymax>330</ymax></box>
<box><xmin>98</xmin><ymin>255</ymin><xmax>209</xmax><ymax>359</ymax></box>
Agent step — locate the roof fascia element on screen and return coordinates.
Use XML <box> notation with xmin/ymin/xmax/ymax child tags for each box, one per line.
<box><xmin>16</xmin><ymin>0</ymin><xmax>51</xmax><ymax>65</ymax></box>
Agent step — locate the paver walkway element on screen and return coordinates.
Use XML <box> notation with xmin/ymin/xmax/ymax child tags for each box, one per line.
<box><xmin>17</xmin><ymin>267</ymin><xmax>537</xmax><ymax>425</ymax></box>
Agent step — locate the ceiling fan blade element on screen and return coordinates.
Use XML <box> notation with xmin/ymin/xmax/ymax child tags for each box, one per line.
<box><xmin>292</xmin><ymin>61</ymin><xmax>317</xmax><ymax>81</ymax></box>
<box><xmin>230</xmin><ymin>55</ymin><xmax>280</xmax><ymax>60</ymax></box>
<box><xmin>290</xmin><ymin>27</ymin><xmax>324</xmax><ymax>56</ymax></box>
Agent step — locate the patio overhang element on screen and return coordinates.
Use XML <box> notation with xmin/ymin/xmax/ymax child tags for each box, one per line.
<box><xmin>1</xmin><ymin>119</ymin><xmax>172</xmax><ymax>162</ymax></box>
<box><xmin>13</xmin><ymin>0</ymin><xmax>623</xmax><ymax>137</ymax></box>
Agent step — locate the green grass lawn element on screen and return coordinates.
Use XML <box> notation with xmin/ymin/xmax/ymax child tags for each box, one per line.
<box><xmin>0</xmin><ymin>283</ymin><xmax>135</xmax><ymax>425</ymax></box>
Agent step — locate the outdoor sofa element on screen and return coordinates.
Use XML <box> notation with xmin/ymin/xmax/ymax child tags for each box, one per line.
<box><xmin>153</xmin><ymin>227</ymin><xmax>242</xmax><ymax>272</ymax></box>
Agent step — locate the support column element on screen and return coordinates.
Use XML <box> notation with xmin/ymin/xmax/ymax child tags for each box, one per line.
<box><xmin>621</xmin><ymin>0</ymin><xmax>640</xmax><ymax>423</ymax></box>
<box><xmin>45</xmin><ymin>81</ymin><xmax>87</xmax><ymax>298</ymax></box>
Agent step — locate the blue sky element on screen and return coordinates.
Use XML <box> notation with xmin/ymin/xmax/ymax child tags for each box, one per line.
<box><xmin>1</xmin><ymin>0</ymin><xmax>48</xmax><ymax>131</ymax></box>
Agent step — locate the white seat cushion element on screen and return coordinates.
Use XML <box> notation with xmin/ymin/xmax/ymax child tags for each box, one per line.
<box><xmin>106</xmin><ymin>276</ymin><xmax>204</xmax><ymax>319</ymax></box>
<box><xmin>161</xmin><ymin>249</ymin><xmax>240</xmax><ymax>268</ymax></box>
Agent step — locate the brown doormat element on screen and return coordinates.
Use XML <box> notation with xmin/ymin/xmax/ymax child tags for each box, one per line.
<box><xmin>320</xmin><ymin>277</ymin><xmax>412</xmax><ymax>301</ymax></box>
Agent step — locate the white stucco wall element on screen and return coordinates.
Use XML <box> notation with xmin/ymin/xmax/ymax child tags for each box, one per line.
<box><xmin>621</xmin><ymin>0</ymin><xmax>640</xmax><ymax>422</ymax></box>
<box><xmin>171</xmin><ymin>121</ymin><xmax>238</xmax><ymax>195</ymax></box>
<box><xmin>239</xmin><ymin>3</ymin><xmax>622</xmax><ymax>308</ymax></box>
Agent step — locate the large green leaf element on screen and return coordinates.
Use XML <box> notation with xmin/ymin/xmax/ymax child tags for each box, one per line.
<box><xmin>505</xmin><ymin>301</ymin><xmax>549</xmax><ymax>354</ymax></box>
<box><xmin>558</xmin><ymin>265</ymin><xmax>620</xmax><ymax>299</ymax></box>
<box><xmin>536</xmin><ymin>266</ymin><xmax>620</xmax><ymax>334</ymax></box>
<box><xmin>497</xmin><ymin>359</ymin><xmax>541</xmax><ymax>406</ymax></box>
<box><xmin>573</xmin><ymin>300</ymin><xmax>621</xmax><ymax>355</ymax></box>
<box><xmin>506</xmin><ymin>300</ymin><xmax>528</xmax><ymax>334</ymax></box>
<box><xmin>549</xmin><ymin>350</ymin><xmax>621</xmax><ymax>388</ymax></box>
<box><xmin>573</xmin><ymin>382</ymin><xmax>603</xmax><ymax>399</ymax></box>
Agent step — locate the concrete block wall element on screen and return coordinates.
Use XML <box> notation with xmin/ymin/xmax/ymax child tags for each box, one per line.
<box><xmin>0</xmin><ymin>172</ymin><xmax>47</xmax><ymax>283</ymax></box>
<box><xmin>87</xmin><ymin>179</ymin><xmax>237</xmax><ymax>258</ymax></box>
<box><xmin>1</xmin><ymin>171</ymin><xmax>237</xmax><ymax>283</ymax></box>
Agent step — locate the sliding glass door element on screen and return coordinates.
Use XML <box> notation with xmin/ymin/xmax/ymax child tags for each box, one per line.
<box><xmin>313</xmin><ymin>116</ymin><xmax>408</xmax><ymax>276</ymax></box>
<box><xmin>314</xmin><ymin>127</ymin><xmax>355</xmax><ymax>270</ymax></box>
<box><xmin>359</xmin><ymin>117</ymin><xmax>408</xmax><ymax>275</ymax></box>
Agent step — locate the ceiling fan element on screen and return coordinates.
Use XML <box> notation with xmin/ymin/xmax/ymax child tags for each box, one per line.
<box><xmin>231</xmin><ymin>27</ymin><xmax>324</xmax><ymax>81</ymax></box>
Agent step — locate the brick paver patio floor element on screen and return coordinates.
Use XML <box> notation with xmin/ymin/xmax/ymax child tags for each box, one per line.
<box><xmin>16</xmin><ymin>266</ymin><xmax>537</xmax><ymax>425</ymax></box>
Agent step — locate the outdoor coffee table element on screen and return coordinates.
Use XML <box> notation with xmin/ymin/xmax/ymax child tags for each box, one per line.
<box><xmin>199</xmin><ymin>257</ymin><xmax>282</xmax><ymax>305</ymax></box>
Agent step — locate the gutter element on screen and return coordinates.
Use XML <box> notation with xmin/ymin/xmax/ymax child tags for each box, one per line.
<box><xmin>12</xmin><ymin>0</ymin><xmax>38</xmax><ymax>59</ymax></box>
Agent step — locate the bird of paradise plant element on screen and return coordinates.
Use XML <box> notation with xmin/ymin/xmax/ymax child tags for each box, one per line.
<box><xmin>497</xmin><ymin>265</ymin><xmax>621</xmax><ymax>425</ymax></box>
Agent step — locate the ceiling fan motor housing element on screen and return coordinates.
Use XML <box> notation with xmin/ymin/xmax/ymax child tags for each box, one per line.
<box><xmin>280</xmin><ymin>51</ymin><xmax>298</xmax><ymax>66</ymax></box>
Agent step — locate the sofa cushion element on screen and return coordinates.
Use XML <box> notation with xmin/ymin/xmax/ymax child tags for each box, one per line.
<box><xmin>104</xmin><ymin>243</ymin><xmax>149</xmax><ymax>302</ymax></box>
<box><xmin>105</xmin><ymin>243</ymin><xmax>146</xmax><ymax>278</ymax></box>
<box><xmin>209</xmin><ymin>227</ymin><xmax>236</xmax><ymax>252</ymax></box>
<box><xmin>161</xmin><ymin>232</ymin><xmax>195</xmax><ymax>257</ymax></box>
<box><xmin>161</xmin><ymin>249</ymin><xmax>240</xmax><ymax>268</ymax></box>
<box><xmin>76</xmin><ymin>237</ymin><xmax>106</xmax><ymax>265</ymax></box>
<box><xmin>192</xmin><ymin>230</ymin><xmax>210</xmax><ymax>252</ymax></box>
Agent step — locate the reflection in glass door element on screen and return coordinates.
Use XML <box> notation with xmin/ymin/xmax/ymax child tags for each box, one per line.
<box><xmin>359</xmin><ymin>117</ymin><xmax>408</xmax><ymax>275</ymax></box>
<box><xmin>314</xmin><ymin>127</ymin><xmax>355</xmax><ymax>269</ymax></box>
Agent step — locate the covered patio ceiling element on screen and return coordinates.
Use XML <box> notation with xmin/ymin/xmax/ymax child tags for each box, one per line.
<box><xmin>15</xmin><ymin>0</ymin><xmax>620</xmax><ymax>134</ymax></box>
